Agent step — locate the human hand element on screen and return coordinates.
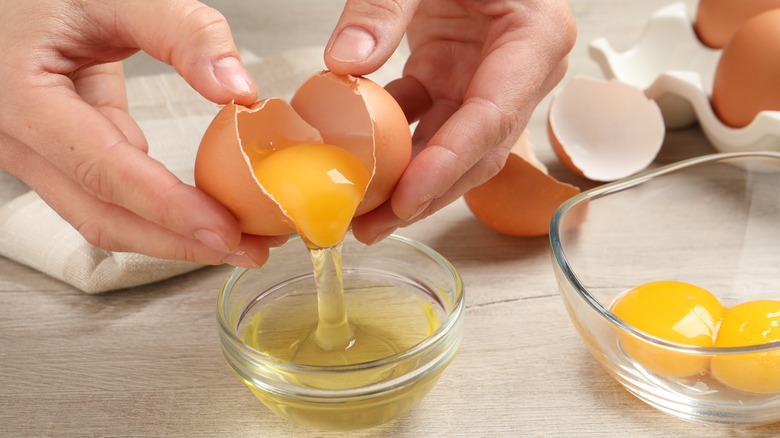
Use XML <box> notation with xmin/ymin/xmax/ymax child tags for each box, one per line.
<box><xmin>0</xmin><ymin>0</ymin><xmax>284</xmax><ymax>268</ymax></box>
<box><xmin>324</xmin><ymin>0</ymin><xmax>576</xmax><ymax>243</ymax></box>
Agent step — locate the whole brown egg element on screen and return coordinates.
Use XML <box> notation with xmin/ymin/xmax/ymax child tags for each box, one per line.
<box><xmin>694</xmin><ymin>0</ymin><xmax>780</xmax><ymax>48</ymax></box>
<box><xmin>711</xmin><ymin>9</ymin><xmax>780</xmax><ymax>128</ymax></box>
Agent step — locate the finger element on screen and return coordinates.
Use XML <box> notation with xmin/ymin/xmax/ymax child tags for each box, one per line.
<box><xmin>0</xmin><ymin>133</ymin><xmax>268</xmax><ymax>268</ymax></box>
<box><xmin>403</xmin><ymin>94</ymin><xmax>515</xmax><ymax>215</ymax></box>
<box><xmin>393</xmin><ymin>30</ymin><xmax>571</xmax><ymax>218</ymax></box>
<box><xmin>0</xmin><ymin>2</ymin><xmax>249</xmax><ymax>257</ymax></box>
<box><xmin>6</xmin><ymin>76</ymin><xmax>243</xmax><ymax>256</ymax></box>
<box><xmin>226</xmin><ymin>233</ymin><xmax>291</xmax><ymax>267</ymax></box>
<box><xmin>86</xmin><ymin>0</ymin><xmax>258</xmax><ymax>106</ymax></box>
<box><xmin>351</xmin><ymin>201</ymin><xmax>401</xmax><ymax>245</ymax></box>
<box><xmin>351</xmin><ymin>97</ymin><xmax>512</xmax><ymax>244</ymax></box>
<box><xmin>73</xmin><ymin>62</ymin><xmax>149</xmax><ymax>153</ymax></box>
<box><xmin>324</xmin><ymin>0</ymin><xmax>422</xmax><ymax>75</ymax></box>
<box><xmin>384</xmin><ymin>76</ymin><xmax>432</xmax><ymax>125</ymax></box>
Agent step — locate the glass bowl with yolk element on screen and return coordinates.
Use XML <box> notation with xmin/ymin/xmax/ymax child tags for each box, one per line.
<box><xmin>551</xmin><ymin>152</ymin><xmax>780</xmax><ymax>426</ymax></box>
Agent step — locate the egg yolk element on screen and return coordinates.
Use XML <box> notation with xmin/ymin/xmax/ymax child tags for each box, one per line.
<box><xmin>610</xmin><ymin>280</ymin><xmax>724</xmax><ymax>378</ymax></box>
<box><xmin>252</xmin><ymin>143</ymin><xmax>370</xmax><ymax>248</ymax></box>
<box><xmin>710</xmin><ymin>300</ymin><xmax>780</xmax><ymax>394</ymax></box>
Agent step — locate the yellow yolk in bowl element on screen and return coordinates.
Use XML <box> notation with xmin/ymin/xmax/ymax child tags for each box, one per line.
<box><xmin>252</xmin><ymin>143</ymin><xmax>370</xmax><ymax>248</ymax></box>
<box><xmin>610</xmin><ymin>280</ymin><xmax>724</xmax><ymax>378</ymax></box>
<box><xmin>711</xmin><ymin>300</ymin><xmax>780</xmax><ymax>394</ymax></box>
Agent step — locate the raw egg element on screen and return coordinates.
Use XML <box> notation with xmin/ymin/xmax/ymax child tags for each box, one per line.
<box><xmin>711</xmin><ymin>300</ymin><xmax>780</xmax><ymax>394</ymax></box>
<box><xmin>694</xmin><ymin>0</ymin><xmax>780</xmax><ymax>48</ymax></box>
<box><xmin>547</xmin><ymin>77</ymin><xmax>665</xmax><ymax>182</ymax></box>
<box><xmin>610</xmin><ymin>280</ymin><xmax>724</xmax><ymax>378</ymax></box>
<box><xmin>710</xmin><ymin>9</ymin><xmax>780</xmax><ymax>128</ymax></box>
<box><xmin>251</xmin><ymin>143</ymin><xmax>370</xmax><ymax>248</ymax></box>
<box><xmin>463</xmin><ymin>130</ymin><xmax>580</xmax><ymax>237</ymax></box>
<box><xmin>194</xmin><ymin>71</ymin><xmax>411</xmax><ymax>247</ymax></box>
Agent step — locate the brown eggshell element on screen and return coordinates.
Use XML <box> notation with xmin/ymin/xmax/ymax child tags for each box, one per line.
<box><xmin>194</xmin><ymin>99</ymin><xmax>323</xmax><ymax>236</ymax></box>
<box><xmin>711</xmin><ymin>9</ymin><xmax>780</xmax><ymax>128</ymax></box>
<box><xmin>195</xmin><ymin>71</ymin><xmax>412</xmax><ymax>239</ymax></box>
<box><xmin>464</xmin><ymin>131</ymin><xmax>580</xmax><ymax>237</ymax></box>
<box><xmin>291</xmin><ymin>72</ymin><xmax>411</xmax><ymax>215</ymax></box>
<box><xmin>694</xmin><ymin>0</ymin><xmax>780</xmax><ymax>48</ymax></box>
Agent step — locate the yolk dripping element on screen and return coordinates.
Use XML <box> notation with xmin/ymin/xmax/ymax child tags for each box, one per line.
<box><xmin>252</xmin><ymin>143</ymin><xmax>370</xmax><ymax>248</ymax></box>
<box><xmin>711</xmin><ymin>300</ymin><xmax>780</xmax><ymax>394</ymax></box>
<box><xmin>610</xmin><ymin>280</ymin><xmax>724</xmax><ymax>378</ymax></box>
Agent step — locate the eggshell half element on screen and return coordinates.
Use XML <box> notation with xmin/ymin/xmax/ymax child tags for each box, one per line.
<box><xmin>291</xmin><ymin>72</ymin><xmax>411</xmax><ymax>215</ymax></box>
<box><xmin>464</xmin><ymin>131</ymin><xmax>580</xmax><ymax>237</ymax></box>
<box><xmin>195</xmin><ymin>99</ymin><xmax>322</xmax><ymax>235</ymax></box>
<box><xmin>548</xmin><ymin>76</ymin><xmax>665</xmax><ymax>182</ymax></box>
<box><xmin>194</xmin><ymin>71</ymin><xmax>412</xmax><ymax>237</ymax></box>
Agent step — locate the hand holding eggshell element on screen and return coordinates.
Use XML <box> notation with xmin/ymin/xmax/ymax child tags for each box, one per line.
<box><xmin>325</xmin><ymin>0</ymin><xmax>577</xmax><ymax>244</ymax></box>
<box><xmin>0</xmin><ymin>0</ymin><xmax>579</xmax><ymax>268</ymax></box>
<box><xmin>0</xmin><ymin>0</ymin><xmax>273</xmax><ymax>268</ymax></box>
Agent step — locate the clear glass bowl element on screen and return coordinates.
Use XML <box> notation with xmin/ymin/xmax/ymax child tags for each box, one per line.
<box><xmin>217</xmin><ymin>233</ymin><xmax>464</xmax><ymax>431</ymax></box>
<box><xmin>550</xmin><ymin>151</ymin><xmax>780</xmax><ymax>425</ymax></box>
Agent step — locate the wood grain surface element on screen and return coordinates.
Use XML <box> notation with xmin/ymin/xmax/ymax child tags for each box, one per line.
<box><xmin>3</xmin><ymin>0</ymin><xmax>779</xmax><ymax>436</ymax></box>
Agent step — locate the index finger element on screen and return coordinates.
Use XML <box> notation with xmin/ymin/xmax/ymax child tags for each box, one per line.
<box><xmin>3</xmin><ymin>66</ymin><xmax>242</xmax><ymax>254</ymax></box>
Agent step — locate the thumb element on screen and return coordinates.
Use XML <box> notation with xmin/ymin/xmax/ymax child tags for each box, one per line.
<box><xmin>110</xmin><ymin>0</ymin><xmax>258</xmax><ymax>106</ymax></box>
<box><xmin>325</xmin><ymin>0</ymin><xmax>421</xmax><ymax>76</ymax></box>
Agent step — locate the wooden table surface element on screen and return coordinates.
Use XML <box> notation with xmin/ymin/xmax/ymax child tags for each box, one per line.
<box><xmin>3</xmin><ymin>0</ymin><xmax>779</xmax><ymax>436</ymax></box>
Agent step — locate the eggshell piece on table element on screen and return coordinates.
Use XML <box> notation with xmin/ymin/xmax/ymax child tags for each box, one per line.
<box><xmin>711</xmin><ymin>9</ymin><xmax>780</xmax><ymax>128</ymax></box>
<box><xmin>694</xmin><ymin>0</ymin><xmax>780</xmax><ymax>49</ymax></box>
<box><xmin>194</xmin><ymin>71</ymin><xmax>412</xmax><ymax>237</ymax></box>
<box><xmin>547</xmin><ymin>76</ymin><xmax>665</xmax><ymax>182</ymax></box>
<box><xmin>463</xmin><ymin>131</ymin><xmax>580</xmax><ymax>237</ymax></box>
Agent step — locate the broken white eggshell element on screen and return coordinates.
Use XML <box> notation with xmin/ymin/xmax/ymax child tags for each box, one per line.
<box><xmin>547</xmin><ymin>76</ymin><xmax>665</xmax><ymax>182</ymax></box>
<box><xmin>588</xmin><ymin>1</ymin><xmax>780</xmax><ymax>153</ymax></box>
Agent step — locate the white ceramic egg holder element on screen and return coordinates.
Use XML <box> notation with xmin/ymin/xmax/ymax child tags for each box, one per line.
<box><xmin>589</xmin><ymin>2</ymin><xmax>780</xmax><ymax>153</ymax></box>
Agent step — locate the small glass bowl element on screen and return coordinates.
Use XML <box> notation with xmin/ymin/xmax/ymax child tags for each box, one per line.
<box><xmin>217</xmin><ymin>233</ymin><xmax>464</xmax><ymax>431</ymax></box>
<box><xmin>550</xmin><ymin>151</ymin><xmax>780</xmax><ymax>425</ymax></box>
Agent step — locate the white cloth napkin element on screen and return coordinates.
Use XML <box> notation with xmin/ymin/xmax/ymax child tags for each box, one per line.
<box><xmin>0</xmin><ymin>48</ymin><xmax>332</xmax><ymax>293</ymax></box>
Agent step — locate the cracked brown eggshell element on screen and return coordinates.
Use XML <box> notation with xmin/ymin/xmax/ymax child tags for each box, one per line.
<box><xmin>464</xmin><ymin>130</ymin><xmax>580</xmax><ymax>237</ymax></box>
<box><xmin>194</xmin><ymin>71</ymin><xmax>412</xmax><ymax>237</ymax></box>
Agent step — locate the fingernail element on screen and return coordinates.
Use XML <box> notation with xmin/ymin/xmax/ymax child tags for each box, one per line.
<box><xmin>329</xmin><ymin>26</ymin><xmax>376</xmax><ymax>62</ymax></box>
<box><xmin>222</xmin><ymin>250</ymin><xmax>260</xmax><ymax>269</ymax></box>
<box><xmin>213</xmin><ymin>56</ymin><xmax>254</xmax><ymax>95</ymax></box>
<box><xmin>269</xmin><ymin>234</ymin><xmax>289</xmax><ymax>247</ymax></box>
<box><xmin>405</xmin><ymin>199</ymin><xmax>432</xmax><ymax>221</ymax></box>
<box><xmin>194</xmin><ymin>229</ymin><xmax>230</xmax><ymax>253</ymax></box>
<box><xmin>369</xmin><ymin>226</ymin><xmax>398</xmax><ymax>245</ymax></box>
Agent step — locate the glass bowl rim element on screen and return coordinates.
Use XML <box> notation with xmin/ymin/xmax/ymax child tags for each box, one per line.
<box><xmin>549</xmin><ymin>151</ymin><xmax>780</xmax><ymax>356</ymax></box>
<box><xmin>216</xmin><ymin>233</ymin><xmax>465</xmax><ymax>372</ymax></box>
